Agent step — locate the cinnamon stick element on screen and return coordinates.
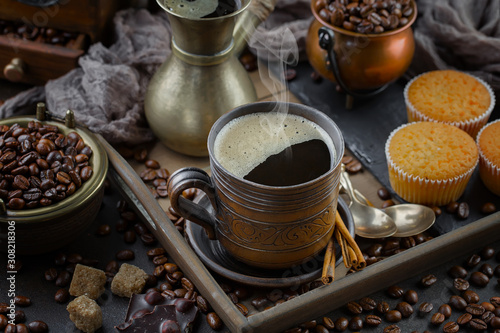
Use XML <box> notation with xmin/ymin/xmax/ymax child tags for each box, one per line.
<box><xmin>335</xmin><ymin>210</ymin><xmax>366</xmax><ymax>270</ymax></box>
<box><xmin>321</xmin><ymin>236</ymin><xmax>335</xmax><ymax>284</ymax></box>
<box><xmin>335</xmin><ymin>228</ymin><xmax>351</xmax><ymax>269</ymax></box>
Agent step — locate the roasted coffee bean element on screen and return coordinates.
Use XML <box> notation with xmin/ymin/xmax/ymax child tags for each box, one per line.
<box><xmin>44</xmin><ymin>268</ymin><xmax>58</xmax><ymax>282</ymax></box>
<box><xmin>141</xmin><ymin>233</ymin><xmax>157</xmax><ymax>246</ymax></box>
<box><xmin>479</xmin><ymin>263</ymin><xmax>494</xmax><ymax>278</ymax></box>
<box><xmin>105</xmin><ymin>260</ymin><xmax>119</xmax><ymax>273</ymax></box>
<box><xmin>55</xmin><ymin>270</ymin><xmax>71</xmax><ymax>287</ymax></box>
<box><xmin>383</xmin><ymin>324</ymin><xmax>401</xmax><ymax>333</ymax></box>
<box><xmin>386</xmin><ymin>285</ymin><xmax>404</xmax><ymax>298</ymax></box>
<box><xmin>116</xmin><ymin>249</ymin><xmax>135</xmax><ymax>261</ymax></box>
<box><xmin>442</xmin><ymin>321</ymin><xmax>459</xmax><ymax>333</ymax></box>
<box><xmin>491</xmin><ymin>296</ymin><xmax>500</xmax><ymax>307</ymax></box>
<box><xmin>446</xmin><ymin>201</ymin><xmax>459</xmax><ymax>214</ymax></box>
<box><xmin>456</xmin><ymin>202</ymin><xmax>469</xmax><ymax>219</ymax></box>
<box><xmin>345</xmin><ymin>160</ymin><xmax>362</xmax><ymax>173</ymax></box>
<box><xmin>457</xmin><ymin>313</ymin><xmax>472</xmax><ymax>325</ymax></box>
<box><xmin>482</xmin><ymin>310</ymin><xmax>494</xmax><ymax>324</ymax></box>
<box><xmin>404</xmin><ymin>290</ymin><xmax>418</xmax><ymax>304</ymax></box>
<box><xmin>251</xmin><ymin>296</ymin><xmax>270</xmax><ymax>311</ymax></box>
<box><xmin>123</xmin><ymin>230</ymin><xmax>136</xmax><ymax>244</ymax></box>
<box><xmin>385</xmin><ymin>310</ymin><xmax>402</xmax><ymax>322</ymax></box>
<box><xmin>377</xmin><ymin>301</ymin><xmax>390</xmax><ymax>314</ymax></box>
<box><xmin>481</xmin><ymin>301</ymin><xmax>495</xmax><ymax>312</ymax></box>
<box><xmin>448</xmin><ymin>296</ymin><xmax>467</xmax><ymax>311</ymax></box>
<box><xmin>396</xmin><ymin>302</ymin><xmax>413</xmax><ymax>318</ymax></box>
<box><xmin>480</xmin><ymin>246</ymin><xmax>495</xmax><ymax>260</ymax></box>
<box><xmin>481</xmin><ymin>202</ymin><xmax>496</xmax><ymax>214</ymax></box>
<box><xmin>466</xmin><ymin>303</ymin><xmax>485</xmax><ymax>316</ymax></box>
<box><xmin>206</xmin><ymin>312</ymin><xmax>223</xmax><ymax>330</ymax></box>
<box><xmin>28</xmin><ymin>320</ymin><xmax>49</xmax><ymax>333</ymax></box>
<box><xmin>437</xmin><ymin>303</ymin><xmax>452</xmax><ymax>318</ymax></box>
<box><xmin>491</xmin><ymin>317</ymin><xmax>500</xmax><ymax>329</ymax></box>
<box><xmin>348</xmin><ymin>316</ymin><xmax>363</xmax><ymax>330</ymax></box>
<box><xmin>421</xmin><ymin>274</ymin><xmax>437</xmax><ymax>287</ymax></box>
<box><xmin>346</xmin><ymin>301</ymin><xmax>363</xmax><ymax>314</ymax></box>
<box><xmin>462</xmin><ymin>290</ymin><xmax>479</xmax><ymax>304</ymax></box>
<box><xmin>359</xmin><ymin>297</ymin><xmax>377</xmax><ymax>311</ymax></box>
<box><xmin>470</xmin><ymin>271</ymin><xmax>489</xmax><ymax>287</ymax></box>
<box><xmin>365</xmin><ymin>314</ymin><xmax>382</xmax><ymax>326</ymax></box>
<box><xmin>134</xmin><ymin>148</ymin><xmax>148</xmax><ymax>162</ymax></box>
<box><xmin>95</xmin><ymin>224</ymin><xmax>111</xmax><ymax>236</ymax></box>
<box><xmin>14</xmin><ymin>310</ymin><xmax>25</xmax><ymax>323</ymax></box>
<box><xmin>14</xmin><ymin>296</ymin><xmax>31</xmax><ymax>307</ymax></box>
<box><xmin>401</xmin><ymin>236</ymin><xmax>416</xmax><ymax>249</ymax></box>
<box><xmin>366</xmin><ymin>243</ymin><xmax>383</xmax><ymax>257</ymax></box>
<box><xmin>4</xmin><ymin>323</ymin><xmax>16</xmax><ymax>333</ymax></box>
<box><xmin>147</xmin><ymin>247</ymin><xmax>166</xmax><ymax>258</ymax></box>
<box><xmin>465</xmin><ymin>254</ymin><xmax>481</xmax><ymax>268</ymax></box>
<box><xmin>418</xmin><ymin>302</ymin><xmax>433</xmax><ymax>316</ymax></box>
<box><xmin>196</xmin><ymin>295</ymin><xmax>210</xmax><ymax>313</ymax></box>
<box><xmin>80</xmin><ymin>166</ymin><xmax>93</xmax><ymax>181</ymax></box>
<box><xmin>448</xmin><ymin>265</ymin><xmax>467</xmax><ymax>279</ymax></box>
<box><xmin>16</xmin><ymin>323</ymin><xmax>30</xmax><ymax>333</ymax></box>
<box><xmin>322</xmin><ymin>317</ymin><xmax>335</xmax><ymax>330</ymax></box>
<box><xmin>453</xmin><ymin>277</ymin><xmax>469</xmax><ymax>291</ymax></box>
<box><xmin>54</xmin><ymin>288</ymin><xmax>69</xmax><ymax>303</ymax></box>
<box><xmin>335</xmin><ymin>317</ymin><xmax>349</xmax><ymax>331</ymax></box>
<box><xmin>381</xmin><ymin>199</ymin><xmax>395</xmax><ymax>208</ymax></box>
<box><xmin>145</xmin><ymin>159</ymin><xmax>160</xmax><ymax>169</ymax></box>
<box><xmin>431</xmin><ymin>312</ymin><xmax>445</xmax><ymax>325</ymax></box>
<box><xmin>469</xmin><ymin>318</ymin><xmax>487</xmax><ymax>330</ymax></box>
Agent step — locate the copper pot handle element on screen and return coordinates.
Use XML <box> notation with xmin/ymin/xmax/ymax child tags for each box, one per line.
<box><xmin>318</xmin><ymin>27</ymin><xmax>388</xmax><ymax>99</ymax></box>
<box><xmin>167</xmin><ymin>167</ymin><xmax>219</xmax><ymax>240</ymax></box>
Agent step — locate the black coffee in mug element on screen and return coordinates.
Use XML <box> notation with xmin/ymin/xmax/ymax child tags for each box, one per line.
<box><xmin>214</xmin><ymin>112</ymin><xmax>335</xmax><ymax>186</ymax></box>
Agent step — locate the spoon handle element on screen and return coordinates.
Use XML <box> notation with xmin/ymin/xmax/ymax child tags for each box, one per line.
<box><xmin>340</xmin><ymin>170</ymin><xmax>361</xmax><ymax>204</ymax></box>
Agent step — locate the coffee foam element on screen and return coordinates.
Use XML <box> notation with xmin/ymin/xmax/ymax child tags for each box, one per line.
<box><xmin>214</xmin><ymin>113</ymin><xmax>335</xmax><ymax>179</ymax></box>
<box><xmin>163</xmin><ymin>0</ymin><xmax>218</xmax><ymax>19</ymax></box>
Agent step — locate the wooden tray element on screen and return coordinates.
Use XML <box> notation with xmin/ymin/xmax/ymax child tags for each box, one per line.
<box><xmin>100</xmin><ymin>135</ymin><xmax>500</xmax><ymax>333</ymax></box>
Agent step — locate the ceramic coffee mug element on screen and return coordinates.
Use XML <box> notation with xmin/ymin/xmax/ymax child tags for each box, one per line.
<box><xmin>167</xmin><ymin>102</ymin><xmax>344</xmax><ymax>269</ymax></box>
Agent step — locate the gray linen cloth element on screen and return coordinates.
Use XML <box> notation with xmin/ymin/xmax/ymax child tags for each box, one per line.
<box><xmin>0</xmin><ymin>0</ymin><xmax>498</xmax><ymax>143</ymax></box>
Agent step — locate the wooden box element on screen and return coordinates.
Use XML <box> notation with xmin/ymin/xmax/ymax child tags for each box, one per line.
<box><xmin>0</xmin><ymin>0</ymin><xmax>122</xmax><ymax>85</ymax></box>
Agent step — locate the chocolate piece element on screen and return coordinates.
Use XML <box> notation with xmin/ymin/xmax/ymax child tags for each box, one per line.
<box><xmin>115</xmin><ymin>293</ymin><xmax>198</xmax><ymax>332</ymax></box>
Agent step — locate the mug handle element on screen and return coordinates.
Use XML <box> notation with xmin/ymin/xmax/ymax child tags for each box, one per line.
<box><xmin>318</xmin><ymin>27</ymin><xmax>388</xmax><ymax>99</ymax></box>
<box><xmin>167</xmin><ymin>167</ymin><xmax>218</xmax><ymax>240</ymax></box>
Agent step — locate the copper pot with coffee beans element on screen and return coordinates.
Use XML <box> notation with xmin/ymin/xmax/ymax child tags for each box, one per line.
<box><xmin>0</xmin><ymin>103</ymin><xmax>108</xmax><ymax>255</ymax></box>
<box><xmin>306</xmin><ymin>0</ymin><xmax>417</xmax><ymax>97</ymax></box>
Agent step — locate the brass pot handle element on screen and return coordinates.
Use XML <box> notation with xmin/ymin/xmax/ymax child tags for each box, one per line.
<box><xmin>4</xmin><ymin>58</ymin><xmax>26</xmax><ymax>83</ymax></box>
<box><xmin>167</xmin><ymin>167</ymin><xmax>219</xmax><ymax>240</ymax></box>
<box><xmin>318</xmin><ymin>27</ymin><xmax>388</xmax><ymax>99</ymax></box>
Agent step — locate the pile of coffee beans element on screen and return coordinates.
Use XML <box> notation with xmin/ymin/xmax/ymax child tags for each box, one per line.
<box><xmin>316</xmin><ymin>0</ymin><xmax>415</xmax><ymax>34</ymax></box>
<box><xmin>0</xmin><ymin>20</ymin><xmax>80</xmax><ymax>47</ymax></box>
<box><xmin>0</xmin><ymin>122</ymin><xmax>94</xmax><ymax>210</ymax></box>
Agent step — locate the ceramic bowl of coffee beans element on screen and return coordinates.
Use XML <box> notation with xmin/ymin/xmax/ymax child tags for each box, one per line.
<box><xmin>0</xmin><ymin>114</ymin><xmax>108</xmax><ymax>255</ymax></box>
<box><xmin>306</xmin><ymin>0</ymin><xmax>417</xmax><ymax>92</ymax></box>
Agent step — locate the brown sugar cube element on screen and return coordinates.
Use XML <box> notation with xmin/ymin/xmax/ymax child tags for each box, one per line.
<box><xmin>111</xmin><ymin>263</ymin><xmax>148</xmax><ymax>298</ymax></box>
<box><xmin>67</xmin><ymin>295</ymin><xmax>102</xmax><ymax>333</ymax></box>
<box><xmin>69</xmin><ymin>264</ymin><xmax>106</xmax><ymax>300</ymax></box>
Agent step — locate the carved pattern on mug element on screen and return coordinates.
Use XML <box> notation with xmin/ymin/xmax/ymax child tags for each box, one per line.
<box><xmin>221</xmin><ymin>208</ymin><xmax>333</xmax><ymax>247</ymax></box>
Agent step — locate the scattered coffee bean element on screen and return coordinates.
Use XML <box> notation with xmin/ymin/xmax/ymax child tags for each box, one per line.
<box><xmin>479</xmin><ymin>263</ymin><xmax>494</xmax><ymax>278</ymax></box>
<box><xmin>386</xmin><ymin>285</ymin><xmax>404</xmax><ymax>298</ymax></box>
<box><xmin>469</xmin><ymin>318</ymin><xmax>488</xmax><ymax>330</ymax></box>
<box><xmin>55</xmin><ymin>270</ymin><xmax>71</xmax><ymax>287</ymax></box>
<box><xmin>448</xmin><ymin>265</ymin><xmax>467</xmax><ymax>279</ymax></box>
<box><xmin>395</xmin><ymin>302</ymin><xmax>413</xmax><ymax>318</ymax></box>
<box><xmin>480</xmin><ymin>202</ymin><xmax>496</xmax><ymax>214</ymax></box>
<box><xmin>470</xmin><ymin>271</ymin><xmax>489</xmax><ymax>287</ymax></box>
<box><xmin>431</xmin><ymin>312</ymin><xmax>445</xmax><ymax>325</ymax></box>
<box><xmin>116</xmin><ymin>249</ymin><xmax>135</xmax><ymax>261</ymax></box>
<box><xmin>95</xmin><ymin>224</ymin><xmax>111</xmax><ymax>236</ymax></box>
<box><xmin>28</xmin><ymin>320</ymin><xmax>49</xmax><ymax>333</ymax></box>
<box><xmin>346</xmin><ymin>301</ymin><xmax>363</xmax><ymax>315</ymax></box>
<box><xmin>442</xmin><ymin>321</ymin><xmax>459</xmax><ymax>333</ymax></box>
<box><xmin>14</xmin><ymin>296</ymin><xmax>31</xmax><ymax>307</ymax></box>
<box><xmin>335</xmin><ymin>317</ymin><xmax>349</xmax><ymax>331</ymax></box>
<box><xmin>446</xmin><ymin>201</ymin><xmax>459</xmax><ymax>214</ymax></box>
<box><xmin>385</xmin><ymin>310</ymin><xmax>402</xmax><ymax>323</ymax></box>
<box><xmin>453</xmin><ymin>277</ymin><xmax>469</xmax><ymax>291</ymax></box>
<box><xmin>54</xmin><ymin>288</ymin><xmax>69</xmax><ymax>303</ymax></box>
<box><xmin>462</xmin><ymin>290</ymin><xmax>480</xmax><ymax>304</ymax></box>
<box><xmin>377</xmin><ymin>187</ymin><xmax>391</xmax><ymax>200</ymax></box>
<box><xmin>377</xmin><ymin>301</ymin><xmax>390</xmax><ymax>314</ymax></box>
<box><xmin>418</xmin><ymin>302</ymin><xmax>433</xmax><ymax>316</ymax></box>
<box><xmin>403</xmin><ymin>290</ymin><xmax>418</xmax><ymax>304</ymax></box>
<box><xmin>322</xmin><ymin>317</ymin><xmax>335</xmax><ymax>330</ymax></box>
<box><xmin>420</xmin><ymin>274</ymin><xmax>437</xmax><ymax>287</ymax></box>
<box><xmin>348</xmin><ymin>316</ymin><xmax>363</xmax><ymax>330</ymax></box>
<box><xmin>448</xmin><ymin>296</ymin><xmax>467</xmax><ymax>311</ymax></box>
<box><xmin>206</xmin><ymin>312</ymin><xmax>223</xmax><ymax>331</ymax></box>
<box><xmin>456</xmin><ymin>202</ymin><xmax>469</xmax><ymax>219</ymax></box>
<box><xmin>465</xmin><ymin>254</ymin><xmax>481</xmax><ymax>268</ymax></box>
<box><xmin>359</xmin><ymin>297</ymin><xmax>377</xmax><ymax>311</ymax></box>
<box><xmin>365</xmin><ymin>314</ymin><xmax>382</xmax><ymax>326</ymax></box>
<box><xmin>456</xmin><ymin>313</ymin><xmax>472</xmax><ymax>325</ymax></box>
<box><xmin>383</xmin><ymin>324</ymin><xmax>401</xmax><ymax>333</ymax></box>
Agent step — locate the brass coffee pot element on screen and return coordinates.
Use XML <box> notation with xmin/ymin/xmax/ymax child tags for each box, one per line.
<box><xmin>145</xmin><ymin>0</ymin><xmax>260</xmax><ymax>157</ymax></box>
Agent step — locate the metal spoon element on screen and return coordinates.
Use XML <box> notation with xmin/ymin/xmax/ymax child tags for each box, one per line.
<box><xmin>340</xmin><ymin>170</ymin><xmax>397</xmax><ymax>239</ymax></box>
<box><xmin>354</xmin><ymin>189</ymin><xmax>436</xmax><ymax>238</ymax></box>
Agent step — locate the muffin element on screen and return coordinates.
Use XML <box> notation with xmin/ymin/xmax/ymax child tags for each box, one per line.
<box><xmin>404</xmin><ymin>70</ymin><xmax>495</xmax><ymax>138</ymax></box>
<box><xmin>385</xmin><ymin>122</ymin><xmax>479</xmax><ymax>206</ymax></box>
<box><xmin>476</xmin><ymin>119</ymin><xmax>500</xmax><ymax>196</ymax></box>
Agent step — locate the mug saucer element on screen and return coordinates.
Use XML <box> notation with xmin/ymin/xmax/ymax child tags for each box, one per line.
<box><xmin>184</xmin><ymin>194</ymin><xmax>354</xmax><ymax>288</ymax></box>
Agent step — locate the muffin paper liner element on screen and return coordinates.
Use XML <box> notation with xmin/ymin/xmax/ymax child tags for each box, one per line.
<box><xmin>404</xmin><ymin>72</ymin><xmax>496</xmax><ymax>139</ymax></box>
<box><xmin>476</xmin><ymin>119</ymin><xmax>500</xmax><ymax>196</ymax></box>
<box><xmin>385</xmin><ymin>122</ymin><xmax>479</xmax><ymax>206</ymax></box>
